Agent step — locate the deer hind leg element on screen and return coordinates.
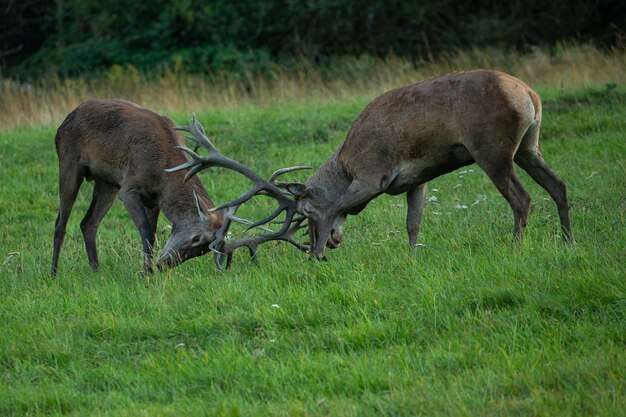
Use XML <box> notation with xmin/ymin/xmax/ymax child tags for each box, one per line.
<box><xmin>119</xmin><ymin>189</ymin><xmax>156</xmax><ymax>273</ymax></box>
<box><xmin>406</xmin><ymin>183</ymin><xmax>428</xmax><ymax>249</ymax></box>
<box><xmin>52</xmin><ymin>165</ymin><xmax>85</xmax><ymax>276</ymax></box>
<box><xmin>474</xmin><ymin>155</ymin><xmax>531</xmax><ymax>241</ymax></box>
<box><xmin>80</xmin><ymin>181</ymin><xmax>118</xmax><ymax>270</ymax></box>
<box><xmin>515</xmin><ymin>147</ymin><xmax>572</xmax><ymax>242</ymax></box>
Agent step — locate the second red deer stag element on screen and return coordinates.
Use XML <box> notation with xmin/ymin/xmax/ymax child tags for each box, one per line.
<box><xmin>169</xmin><ymin>70</ymin><xmax>573</xmax><ymax>267</ymax></box>
<box><xmin>52</xmin><ymin>99</ymin><xmax>223</xmax><ymax>275</ymax></box>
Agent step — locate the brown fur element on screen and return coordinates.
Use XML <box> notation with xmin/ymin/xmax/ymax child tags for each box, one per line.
<box><xmin>52</xmin><ymin>99</ymin><xmax>223</xmax><ymax>275</ymax></box>
<box><xmin>289</xmin><ymin>70</ymin><xmax>572</xmax><ymax>258</ymax></box>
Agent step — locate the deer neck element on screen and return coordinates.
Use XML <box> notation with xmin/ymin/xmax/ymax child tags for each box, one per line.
<box><xmin>307</xmin><ymin>151</ymin><xmax>351</xmax><ymax>197</ymax></box>
<box><xmin>160</xmin><ymin>176</ymin><xmax>209</xmax><ymax>229</ymax></box>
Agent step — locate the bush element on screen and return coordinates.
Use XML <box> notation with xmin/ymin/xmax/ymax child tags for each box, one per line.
<box><xmin>2</xmin><ymin>0</ymin><xmax>625</xmax><ymax>79</ymax></box>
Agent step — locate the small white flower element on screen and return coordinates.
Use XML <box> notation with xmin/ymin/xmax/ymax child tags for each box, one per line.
<box><xmin>427</xmin><ymin>196</ymin><xmax>438</xmax><ymax>202</ymax></box>
<box><xmin>455</xmin><ymin>204</ymin><xmax>468</xmax><ymax>209</ymax></box>
<box><xmin>472</xmin><ymin>195</ymin><xmax>487</xmax><ymax>206</ymax></box>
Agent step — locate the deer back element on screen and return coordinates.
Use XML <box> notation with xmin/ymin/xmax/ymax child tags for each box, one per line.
<box><xmin>334</xmin><ymin>70</ymin><xmax>540</xmax><ymax>191</ymax></box>
<box><xmin>55</xmin><ymin>99</ymin><xmax>218</xmax><ymax>217</ymax></box>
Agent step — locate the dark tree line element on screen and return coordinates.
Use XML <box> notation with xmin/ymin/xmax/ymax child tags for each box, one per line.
<box><xmin>1</xmin><ymin>0</ymin><xmax>625</xmax><ymax>79</ymax></box>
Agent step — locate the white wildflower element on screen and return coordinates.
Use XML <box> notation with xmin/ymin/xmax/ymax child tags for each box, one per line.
<box><xmin>472</xmin><ymin>194</ymin><xmax>487</xmax><ymax>206</ymax></box>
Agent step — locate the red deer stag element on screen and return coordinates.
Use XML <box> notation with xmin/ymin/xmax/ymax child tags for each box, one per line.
<box><xmin>168</xmin><ymin>70</ymin><xmax>572</xmax><ymax>267</ymax></box>
<box><xmin>52</xmin><ymin>99</ymin><xmax>223</xmax><ymax>275</ymax></box>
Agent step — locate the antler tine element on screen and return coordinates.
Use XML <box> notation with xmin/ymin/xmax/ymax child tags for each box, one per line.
<box><xmin>174</xmin><ymin>114</ymin><xmax>219</xmax><ymax>154</ymax></box>
<box><xmin>257</xmin><ymin>206</ymin><xmax>299</xmax><ymax>238</ymax></box>
<box><xmin>236</xmin><ymin>196</ymin><xmax>301</xmax><ymax>232</ymax></box>
<box><xmin>211</xmin><ymin>187</ymin><xmax>264</xmax><ymax>212</ymax></box>
<box><xmin>268</xmin><ymin>166</ymin><xmax>311</xmax><ymax>183</ymax></box>
<box><xmin>226</xmin><ymin>212</ymin><xmax>274</xmax><ymax>233</ymax></box>
<box><xmin>212</xmin><ymin>216</ymin><xmax>310</xmax><ymax>270</ymax></box>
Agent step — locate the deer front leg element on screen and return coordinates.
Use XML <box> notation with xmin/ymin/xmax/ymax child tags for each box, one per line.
<box><xmin>406</xmin><ymin>182</ymin><xmax>427</xmax><ymax>249</ymax></box>
<box><xmin>120</xmin><ymin>190</ymin><xmax>156</xmax><ymax>273</ymax></box>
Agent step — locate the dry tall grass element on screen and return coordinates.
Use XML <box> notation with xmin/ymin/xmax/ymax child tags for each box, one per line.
<box><xmin>1</xmin><ymin>43</ymin><xmax>624</xmax><ymax>130</ymax></box>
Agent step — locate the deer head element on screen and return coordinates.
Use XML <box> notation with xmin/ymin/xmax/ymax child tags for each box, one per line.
<box><xmin>166</xmin><ymin>115</ymin><xmax>311</xmax><ymax>269</ymax></box>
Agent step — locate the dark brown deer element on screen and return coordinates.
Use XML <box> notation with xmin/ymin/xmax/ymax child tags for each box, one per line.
<box><xmin>169</xmin><ymin>70</ymin><xmax>572</xmax><ymax>267</ymax></box>
<box><xmin>52</xmin><ymin>99</ymin><xmax>223</xmax><ymax>275</ymax></box>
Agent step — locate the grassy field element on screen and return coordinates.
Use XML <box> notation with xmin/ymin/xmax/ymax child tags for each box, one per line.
<box><xmin>1</xmin><ymin>72</ymin><xmax>625</xmax><ymax>414</ymax></box>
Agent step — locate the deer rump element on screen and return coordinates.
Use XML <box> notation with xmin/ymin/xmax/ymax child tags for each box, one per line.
<box><xmin>170</xmin><ymin>70</ymin><xmax>573</xmax><ymax>269</ymax></box>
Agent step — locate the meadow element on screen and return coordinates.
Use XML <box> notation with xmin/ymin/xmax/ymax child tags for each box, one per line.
<box><xmin>0</xmin><ymin>46</ymin><xmax>625</xmax><ymax>416</ymax></box>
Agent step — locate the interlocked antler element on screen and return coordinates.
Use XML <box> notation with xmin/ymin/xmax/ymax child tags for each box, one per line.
<box><xmin>211</xmin><ymin>207</ymin><xmax>309</xmax><ymax>270</ymax></box>
<box><xmin>166</xmin><ymin>115</ymin><xmax>311</xmax><ymax>269</ymax></box>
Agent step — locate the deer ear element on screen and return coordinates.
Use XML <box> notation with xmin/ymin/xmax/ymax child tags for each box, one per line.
<box><xmin>285</xmin><ymin>182</ymin><xmax>308</xmax><ymax>198</ymax></box>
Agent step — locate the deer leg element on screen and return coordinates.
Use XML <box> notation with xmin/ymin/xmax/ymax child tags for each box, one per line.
<box><xmin>146</xmin><ymin>206</ymin><xmax>160</xmax><ymax>241</ymax></box>
<box><xmin>52</xmin><ymin>166</ymin><xmax>85</xmax><ymax>276</ymax></box>
<box><xmin>406</xmin><ymin>182</ymin><xmax>428</xmax><ymax>249</ymax></box>
<box><xmin>145</xmin><ymin>206</ymin><xmax>161</xmax><ymax>262</ymax></box>
<box><xmin>478</xmin><ymin>160</ymin><xmax>531</xmax><ymax>241</ymax></box>
<box><xmin>119</xmin><ymin>190</ymin><xmax>156</xmax><ymax>273</ymax></box>
<box><xmin>80</xmin><ymin>181</ymin><xmax>118</xmax><ymax>270</ymax></box>
<box><xmin>515</xmin><ymin>151</ymin><xmax>572</xmax><ymax>242</ymax></box>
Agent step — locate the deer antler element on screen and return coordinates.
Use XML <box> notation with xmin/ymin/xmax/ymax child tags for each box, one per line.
<box><xmin>166</xmin><ymin>115</ymin><xmax>311</xmax><ymax>268</ymax></box>
<box><xmin>210</xmin><ymin>207</ymin><xmax>309</xmax><ymax>270</ymax></box>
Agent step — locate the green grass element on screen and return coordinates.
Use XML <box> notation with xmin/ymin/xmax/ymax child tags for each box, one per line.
<box><xmin>0</xmin><ymin>85</ymin><xmax>625</xmax><ymax>416</ymax></box>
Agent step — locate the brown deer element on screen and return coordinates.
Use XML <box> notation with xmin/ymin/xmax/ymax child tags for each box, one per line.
<box><xmin>52</xmin><ymin>99</ymin><xmax>223</xmax><ymax>275</ymax></box>
<box><xmin>169</xmin><ymin>70</ymin><xmax>572</xmax><ymax>267</ymax></box>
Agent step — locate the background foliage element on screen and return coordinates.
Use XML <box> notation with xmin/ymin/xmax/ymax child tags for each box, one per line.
<box><xmin>2</xmin><ymin>0</ymin><xmax>625</xmax><ymax>79</ymax></box>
